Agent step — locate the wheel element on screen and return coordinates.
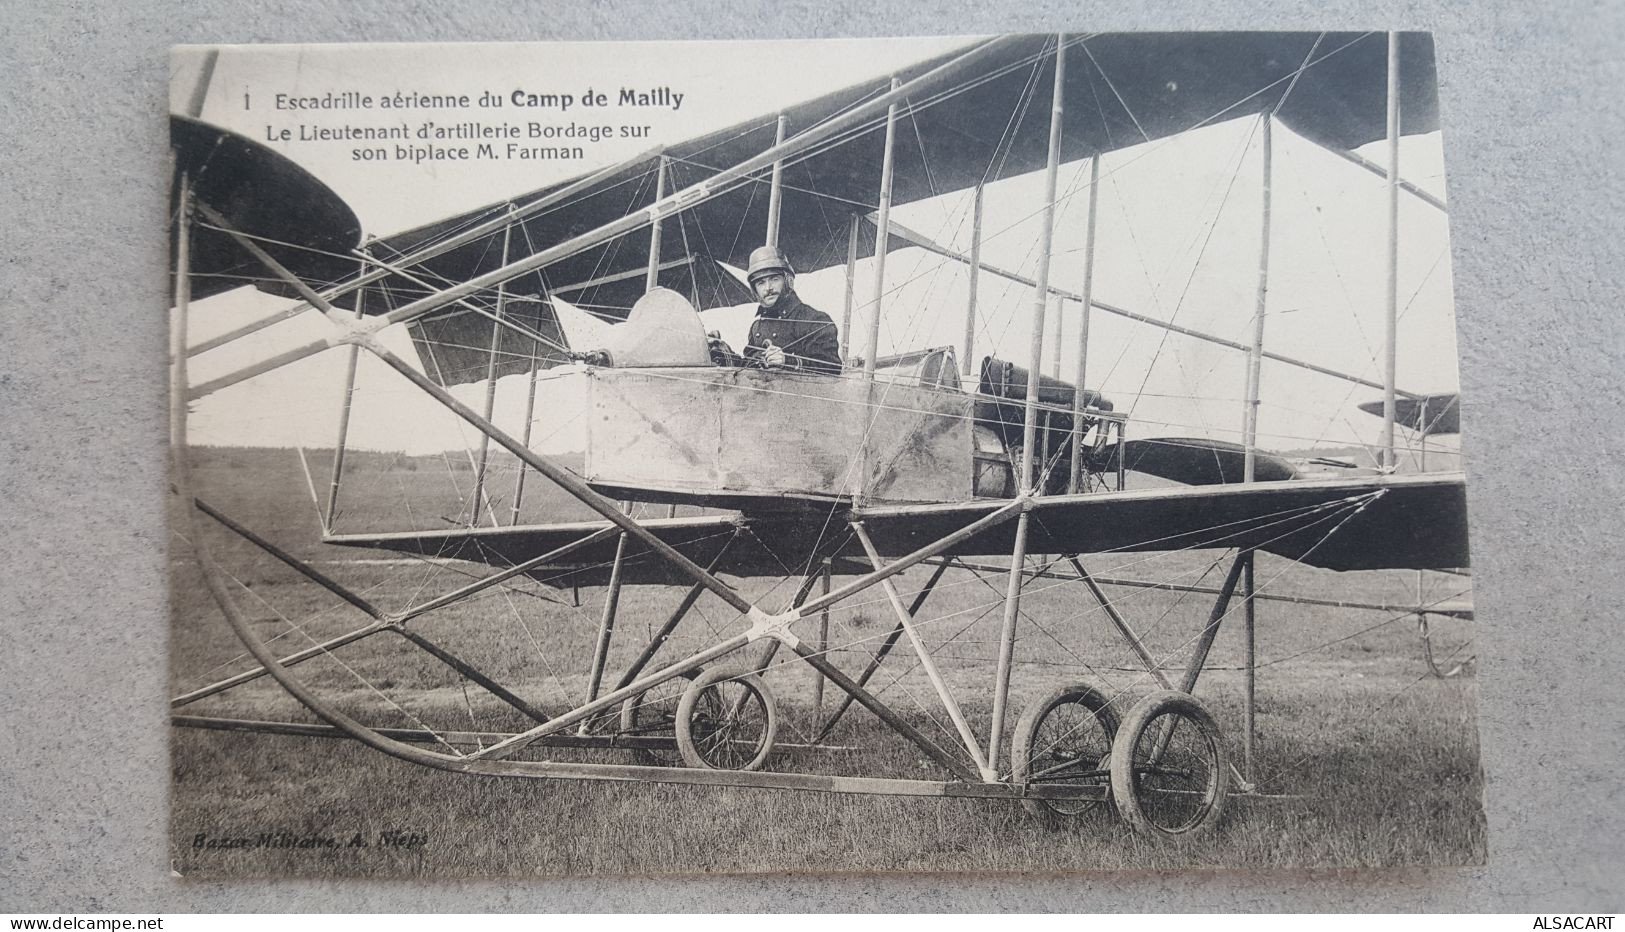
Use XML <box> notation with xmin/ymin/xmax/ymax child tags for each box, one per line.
<box><xmin>617</xmin><ymin>670</ymin><xmax>697</xmax><ymax>764</ymax></box>
<box><xmin>674</xmin><ymin>666</ymin><xmax>778</xmax><ymax>771</ymax></box>
<box><xmin>1010</xmin><ymin>680</ymin><xmax>1120</xmax><ymax>824</ymax></box>
<box><xmin>1109</xmin><ymin>690</ymin><xmax>1229</xmax><ymax>836</ymax></box>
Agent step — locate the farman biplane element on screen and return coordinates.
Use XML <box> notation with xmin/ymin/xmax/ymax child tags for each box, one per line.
<box><xmin>171</xmin><ymin>32</ymin><xmax>1471</xmax><ymax>837</ymax></box>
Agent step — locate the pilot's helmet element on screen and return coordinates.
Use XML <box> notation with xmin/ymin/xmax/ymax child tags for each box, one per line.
<box><xmin>746</xmin><ymin>245</ymin><xmax>794</xmax><ymax>284</ymax></box>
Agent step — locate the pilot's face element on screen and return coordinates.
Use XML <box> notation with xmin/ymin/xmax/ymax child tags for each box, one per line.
<box><xmin>752</xmin><ymin>271</ymin><xmax>791</xmax><ymax>309</ymax></box>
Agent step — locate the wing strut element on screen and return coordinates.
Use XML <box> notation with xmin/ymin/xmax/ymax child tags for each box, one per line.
<box><xmin>854</xmin><ymin>523</ymin><xmax>995</xmax><ymax>780</ymax></box>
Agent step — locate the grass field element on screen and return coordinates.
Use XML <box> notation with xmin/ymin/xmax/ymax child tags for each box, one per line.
<box><xmin>169</xmin><ymin>446</ymin><xmax>1484</xmax><ymax>877</ymax></box>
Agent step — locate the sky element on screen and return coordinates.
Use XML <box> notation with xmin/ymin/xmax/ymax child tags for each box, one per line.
<box><xmin>172</xmin><ymin>37</ymin><xmax>1462</xmax><ymax>470</ymax></box>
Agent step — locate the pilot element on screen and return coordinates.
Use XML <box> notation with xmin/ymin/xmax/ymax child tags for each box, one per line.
<box><xmin>711</xmin><ymin>245</ymin><xmax>842</xmax><ymax>375</ymax></box>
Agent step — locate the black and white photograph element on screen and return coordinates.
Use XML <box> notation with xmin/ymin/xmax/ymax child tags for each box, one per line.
<box><xmin>166</xmin><ymin>32</ymin><xmax>1482</xmax><ymax>877</ymax></box>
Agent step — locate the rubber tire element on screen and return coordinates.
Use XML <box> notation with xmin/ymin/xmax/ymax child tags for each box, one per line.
<box><xmin>1109</xmin><ymin>690</ymin><xmax>1229</xmax><ymax>836</ymax></box>
<box><xmin>1010</xmin><ymin>680</ymin><xmax>1120</xmax><ymax>825</ymax></box>
<box><xmin>675</xmin><ymin>666</ymin><xmax>778</xmax><ymax>771</ymax></box>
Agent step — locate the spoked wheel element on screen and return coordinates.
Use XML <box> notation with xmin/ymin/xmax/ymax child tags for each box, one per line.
<box><xmin>1109</xmin><ymin>690</ymin><xmax>1229</xmax><ymax>836</ymax></box>
<box><xmin>1010</xmin><ymin>680</ymin><xmax>1120</xmax><ymax>824</ymax></box>
<box><xmin>674</xmin><ymin>666</ymin><xmax>778</xmax><ymax>771</ymax></box>
<box><xmin>617</xmin><ymin>670</ymin><xmax>697</xmax><ymax>764</ymax></box>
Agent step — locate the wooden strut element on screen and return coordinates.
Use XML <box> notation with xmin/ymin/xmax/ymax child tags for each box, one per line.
<box><xmin>175</xmin><ymin>715</ymin><xmax>870</xmax><ymax>756</ymax></box>
<box><xmin>812</xmin><ymin>560</ymin><xmax>831</xmax><ymax>715</ymax></box>
<box><xmin>646</xmin><ymin>157</ymin><xmax>668</xmax><ymax>290</ymax></box>
<box><xmin>323</xmin><ymin>263</ymin><xmax>366</xmax><ymax>531</ymax></box>
<box><xmin>705</xmin><ymin>561</ymin><xmax>837</xmax><ymax>741</ymax></box>
<box><xmin>612</xmin><ymin>530</ymin><xmax>740</xmax><ymax>691</ymax></box>
<box><xmin>1050</xmin><ymin>296</ymin><xmax>1064</xmax><ymax>377</ymax></box>
<box><xmin>1068</xmin><ymin>154</ymin><xmax>1100</xmax><ymax>493</ymax></box>
<box><xmin>1066</xmin><ymin>548</ymin><xmax>1254</xmax><ymax>789</ymax></box>
<box><xmin>372</xmin><ymin>348</ymin><xmax>754</xmax><ymax>612</ymax></box>
<box><xmin>805</xmin><ymin>498</ymin><xmax>1024</xmax><ymax>617</ymax></box>
<box><xmin>1177</xmin><ymin>553</ymin><xmax>1248</xmax><ymax>694</ymax></box>
<box><xmin>765</xmin><ymin>115</ymin><xmax>787</xmax><ymax>248</ymax></box>
<box><xmin>1068</xmin><ymin>557</ymin><xmax>1174</xmax><ymax>690</ymax></box>
<box><xmin>1381</xmin><ymin>31</ymin><xmax>1402</xmax><ymax>471</ymax></box>
<box><xmin>510</xmin><ymin>338</ymin><xmax>544</xmax><ymax>525</ymax></box>
<box><xmin>193</xmin><ymin>497</ymin><xmax>385</xmax><ymax>620</ymax></box>
<box><xmin>471</xmin><ymin>217</ymin><xmax>514</xmax><ymax>525</ymax></box>
<box><xmin>786</xmin><ymin>641</ymin><xmax>981</xmax><ymax>783</ymax></box>
<box><xmin>813</xmin><ymin>559</ymin><xmax>950</xmax><ymax>742</ymax></box>
<box><xmin>170</xmin><ymin>717</ymin><xmax>1087</xmax><ymax>800</ymax></box>
<box><xmin>471</xmin><ymin>633</ymin><xmax>755</xmax><ymax>761</ymax></box>
<box><xmin>1070</xmin><ymin>552</ymin><xmax>1255</xmax><ymax>788</ymax></box>
<box><xmin>184</xmin><ymin>496</ymin><xmax>607</xmax><ymax>721</ymax></box>
<box><xmin>183</xmin><ymin>497</ymin><xmax>610</xmax><ymax>648</ymax></box>
<box><xmin>853</xmin><ymin>77</ymin><xmax>901</xmax><ymax>507</ymax></box>
<box><xmin>840</xmin><ymin>213</ymin><xmax>859</xmax><ymax>361</ymax></box>
<box><xmin>1241</xmin><ymin>113</ymin><xmax>1272</xmax><ymax>781</ymax></box>
<box><xmin>1242</xmin><ymin>552</ymin><xmax>1257</xmax><ymax>779</ymax></box>
<box><xmin>852</xmin><ymin>523</ymin><xmax>994</xmax><ymax>778</ymax></box>
<box><xmin>395</xmin><ymin>526</ymin><xmax>621</xmax><ymax>623</ymax></box>
<box><xmin>175</xmin><ymin>714</ymin><xmax>676</xmax><ymax>752</ymax></box>
<box><xmin>962</xmin><ymin>182</ymin><xmax>983</xmax><ymax>378</ymax></box>
<box><xmin>170</xmin><ymin>620</ymin><xmax>388</xmax><ymax>708</ymax></box>
<box><xmin>1148</xmin><ymin>552</ymin><xmax>1253</xmax><ymax>790</ymax></box>
<box><xmin>393</xmin><ymin>627</ymin><xmax>550</xmax><ymax>723</ymax></box>
<box><xmin>203</xmin><ymin>491</ymin><xmax>616</xmax><ymax>629</ymax></box>
<box><xmin>582</xmin><ymin>534</ymin><xmax>630</xmax><ymax>712</ymax></box>
<box><xmin>989</xmin><ymin>33</ymin><xmax>1066</xmax><ymax>770</ymax></box>
<box><xmin>1243</xmin><ymin>113</ymin><xmax>1272</xmax><ymax>485</ymax></box>
<box><xmin>862</xmin><ymin>78</ymin><xmax>900</xmax><ymax>383</ymax></box>
<box><xmin>177</xmin><ymin>178</ymin><xmax>473</xmax><ymax>780</ymax></box>
<box><xmin>1324</xmin><ymin>145</ymin><xmax>1446</xmax><ymax>212</ymax></box>
<box><xmin>1038</xmin><ymin>410</ymin><xmax>1051</xmax><ymax>489</ymax></box>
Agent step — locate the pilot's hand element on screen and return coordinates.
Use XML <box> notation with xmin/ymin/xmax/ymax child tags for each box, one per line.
<box><xmin>762</xmin><ymin>339</ymin><xmax>786</xmax><ymax>370</ymax></box>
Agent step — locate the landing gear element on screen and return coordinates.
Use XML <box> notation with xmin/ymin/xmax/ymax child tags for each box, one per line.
<box><xmin>675</xmin><ymin>666</ymin><xmax>778</xmax><ymax>771</ymax></box>
<box><xmin>1010</xmin><ymin>680</ymin><xmax>1119</xmax><ymax>824</ymax></box>
<box><xmin>1109</xmin><ymin>690</ymin><xmax>1229</xmax><ymax>836</ymax></box>
<box><xmin>618</xmin><ymin>670</ymin><xmax>697</xmax><ymax>764</ymax></box>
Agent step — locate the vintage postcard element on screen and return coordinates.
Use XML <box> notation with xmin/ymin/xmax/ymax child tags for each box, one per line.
<box><xmin>168</xmin><ymin>33</ymin><xmax>1481</xmax><ymax>877</ymax></box>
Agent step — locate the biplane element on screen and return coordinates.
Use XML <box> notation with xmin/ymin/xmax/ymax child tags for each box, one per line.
<box><xmin>170</xmin><ymin>32</ymin><xmax>1472</xmax><ymax>837</ymax></box>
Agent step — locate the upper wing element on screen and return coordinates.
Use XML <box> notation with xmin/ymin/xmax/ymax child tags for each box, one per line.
<box><xmin>852</xmin><ymin>472</ymin><xmax>1470</xmax><ymax>572</ymax></box>
<box><xmin>170</xmin><ymin>115</ymin><xmax>362</xmax><ymax>302</ymax></box>
<box><xmin>300</xmin><ymin>33</ymin><xmax>1439</xmax><ymax>317</ymax></box>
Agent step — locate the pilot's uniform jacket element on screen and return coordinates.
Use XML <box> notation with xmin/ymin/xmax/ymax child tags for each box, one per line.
<box><xmin>741</xmin><ymin>291</ymin><xmax>842</xmax><ymax>375</ymax></box>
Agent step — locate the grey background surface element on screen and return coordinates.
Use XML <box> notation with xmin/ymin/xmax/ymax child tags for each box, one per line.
<box><xmin>2</xmin><ymin>0</ymin><xmax>1621</xmax><ymax>913</ymax></box>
